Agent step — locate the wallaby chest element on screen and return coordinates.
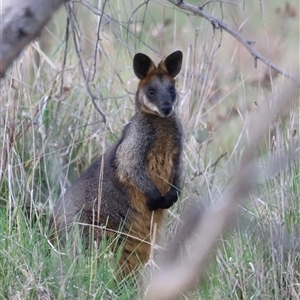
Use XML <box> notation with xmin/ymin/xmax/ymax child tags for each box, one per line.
<box><xmin>147</xmin><ymin>117</ymin><xmax>181</xmax><ymax>195</ymax></box>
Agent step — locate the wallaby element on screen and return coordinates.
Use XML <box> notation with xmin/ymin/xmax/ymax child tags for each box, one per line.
<box><xmin>50</xmin><ymin>50</ymin><xmax>184</xmax><ymax>276</ymax></box>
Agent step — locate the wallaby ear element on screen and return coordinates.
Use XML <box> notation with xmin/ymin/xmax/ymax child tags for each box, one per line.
<box><xmin>133</xmin><ymin>53</ymin><xmax>155</xmax><ymax>79</ymax></box>
<box><xmin>160</xmin><ymin>50</ymin><xmax>183</xmax><ymax>78</ymax></box>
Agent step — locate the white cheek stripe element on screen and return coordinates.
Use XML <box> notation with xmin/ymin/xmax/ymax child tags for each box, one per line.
<box><xmin>143</xmin><ymin>95</ymin><xmax>161</xmax><ymax>115</ymax></box>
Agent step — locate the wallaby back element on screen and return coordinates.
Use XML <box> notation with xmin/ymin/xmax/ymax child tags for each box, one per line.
<box><xmin>50</xmin><ymin>50</ymin><xmax>184</xmax><ymax>277</ymax></box>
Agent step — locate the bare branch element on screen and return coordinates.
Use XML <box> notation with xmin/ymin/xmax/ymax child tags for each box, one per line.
<box><xmin>0</xmin><ymin>0</ymin><xmax>66</xmax><ymax>78</ymax></box>
<box><xmin>167</xmin><ymin>0</ymin><xmax>299</xmax><ymax>87</ymax></box>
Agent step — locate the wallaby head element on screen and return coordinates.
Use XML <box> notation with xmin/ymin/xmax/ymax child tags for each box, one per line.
<box><xmin>133</xmin><ymin>50</ymin><xmax>183</xmax><ymax>118</ymax></box>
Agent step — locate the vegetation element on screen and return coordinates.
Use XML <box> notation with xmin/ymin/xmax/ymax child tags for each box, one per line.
<box><xmin>0</xmin><ymin>0</ymin><xmax>299</xmax><ymax>299</ymax></box>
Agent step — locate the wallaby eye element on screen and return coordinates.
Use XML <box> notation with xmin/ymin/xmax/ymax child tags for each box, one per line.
<box><xmin>170</xmin><ymin>87</ymin><xmax>175</xmax><ymax>94</ymax></box>
<box><xmin>148</xmin><ymin>88</ymin><xmax>155</xmax><ymax>96</ymax></box>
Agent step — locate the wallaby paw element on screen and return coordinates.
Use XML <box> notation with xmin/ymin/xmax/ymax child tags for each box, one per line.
<box><xmin>160</xmin><ymin>187</ymin><xmax>180</xmax><ymax>209</ymax></box>
<box><xmin>146</xmin><ymin>189</ymin><xmax>163</xmax><ymax>211</ymax></box>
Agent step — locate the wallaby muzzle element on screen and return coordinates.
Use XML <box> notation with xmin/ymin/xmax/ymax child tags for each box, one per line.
<box><xmin>160</xmin><ymin>103</ymin><xmax>173</xmax><ymax>117</ymax></box>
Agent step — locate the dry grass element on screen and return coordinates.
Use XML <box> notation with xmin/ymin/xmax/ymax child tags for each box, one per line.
<box><xmin>0</xmin><ymin>0</ymin><xmax>299</xmax><ymax>299</ymax></box>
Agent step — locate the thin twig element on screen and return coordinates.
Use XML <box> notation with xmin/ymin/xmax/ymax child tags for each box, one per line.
<box><xmin>199</xmin><ymin>1</ymin><xmax>240</xmax><ymax>10</ymax></box>
<box><xmin>60</xmin><ymin>16</ymin><xmax>70</xmax><ymax>96</ymax></box>
<box><xmin>65</xmin><ymin>2</ymin><xmax>106</xmax><ymax>123</ymax></box>
<box><xmin>89</xmin><ymin>0</ymin><xmax>109</xmax><ymax>82</ymax></box>
<box><xmin>191</xmin><ymin>151</ymin><xmax>227</xmax><ymax>179</ymax></box>
<box><xmin>167</xmin><ymin>0</ymin><xmax>299</xmax><ymax>87</ymax></box>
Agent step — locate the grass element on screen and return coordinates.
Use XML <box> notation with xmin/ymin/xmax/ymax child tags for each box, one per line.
<box><xmin>0</xmin><ymin>205</ymin><xmax>138</xmax><ymax>299</ymax></box>
<box><xmin>1</xmin><ymin>0</ymin><xmax>299</xmax><ymax>298</ymax></box>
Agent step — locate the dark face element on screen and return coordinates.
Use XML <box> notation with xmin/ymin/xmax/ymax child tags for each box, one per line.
<box><xmin>139</xmin><ymin>75</ymin><xmax>177</xmax><ymax>118</ymax></box>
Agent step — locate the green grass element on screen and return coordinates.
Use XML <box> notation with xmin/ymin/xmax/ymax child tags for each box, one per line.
<box><xmin>0</xmin><ymin>206</ymin><xmax>139</xmax><ymax>299</ymax></box>
<box><xmin>1</xmin><ymin>0</ymin><xmax>299</xmax><ymax>298</ymax></box>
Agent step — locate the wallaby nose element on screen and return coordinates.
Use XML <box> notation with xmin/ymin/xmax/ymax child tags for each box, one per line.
<box><xmin>161</xmin><ymin>104</ymin><xmax>172</xmax><ymax>116</ymax></box>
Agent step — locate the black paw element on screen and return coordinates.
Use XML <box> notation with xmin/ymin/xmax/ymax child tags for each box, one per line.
<box><xmin>160</xmin><ymin>187</ymin><xmax>180</xmax><ymax>209</ymax></box>
<box><xmin>146</xmin><ymin>189</ymin><xmax>163</xmax><ymax>211</ymax></box>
